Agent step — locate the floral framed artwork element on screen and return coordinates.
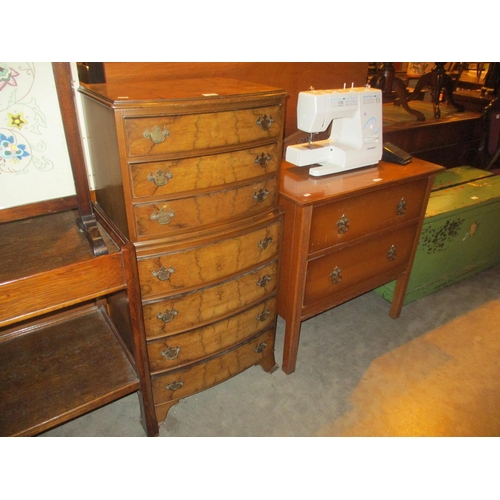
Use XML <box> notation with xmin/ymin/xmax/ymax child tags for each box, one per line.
<box><xmin>0</xmin><ymin>62</ymin><xmax>76</xmax><ymax>209</ymax></box>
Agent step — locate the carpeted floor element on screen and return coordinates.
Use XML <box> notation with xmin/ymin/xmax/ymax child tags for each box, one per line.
<box><xmin>39</xmin><ymin>262</ymin><xmax>500</xmax><ymax>438</ymax></box>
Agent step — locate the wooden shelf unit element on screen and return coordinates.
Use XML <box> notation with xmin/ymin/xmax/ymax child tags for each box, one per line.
<box><xmin>0</xmin><ymin>208</ymin><xmax>158</xmax><ymax>436</ymax></box>
<box><xmin>0</xmin><ymin>63</ymin><xmax>158</xmax><ymax>437</ymax></box>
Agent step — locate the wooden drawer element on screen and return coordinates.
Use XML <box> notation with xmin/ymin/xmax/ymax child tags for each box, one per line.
<box><xmin>124</xmin><ymin>105</ymin><xmax>283</xmax><ymax>158</ymax></box>
<box><xmin>133</xmin><ymin>178</ymin><xmax>277</xmax><ymax>238</ymax></box>
<box><xmin>137</xmin><ymin>220</ymin><xmax>280</xmax><ymax>299</ymax></box>
<box><xmin>129</xmin><ymin>143</ymin><xmax>280</xmax><ymax>199</ymax></box>
<box><xmin>151</xmin><ymin>328</ymin><xmax>275</xmax><ymax>405</ymax></box>
<box><xmin>304</xmin><ymin>223</ymin><xmax>418</xmax><ymax>306</ymax></box>
<box><xmin>309</xmin><ymin>178</ymin><xmax>428</xmax><ymax>254</ymax></box>
<box><xmin>143</xmin><ymin>261</ymin><xmax>278</xmax><ymax>339</ymax></box>
<box><xmin>147</xmin><ymin>297</ymin><xmax>277</xmax><ymax>372</ymax></box>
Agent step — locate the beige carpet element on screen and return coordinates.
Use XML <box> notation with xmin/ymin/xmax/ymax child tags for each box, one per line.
<box><xmin>318</xmin><ymin>299</ymin><xmax>500</xmax><ymax>437</ymax></box>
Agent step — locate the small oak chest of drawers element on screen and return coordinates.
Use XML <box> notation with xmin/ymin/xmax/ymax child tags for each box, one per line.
<box><xmin>278</xmin><ymin>158</ymin><xmax>444</xmax><ymax>374</ymax></box>
<box><xmin>79</xmin><ymin>78</ymin><xmax>286</xmax><ymax>426</ymax></box>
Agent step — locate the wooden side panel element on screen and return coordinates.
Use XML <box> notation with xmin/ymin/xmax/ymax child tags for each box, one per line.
<box><xmin>0</xmin><ymin>252</ymin><xmax>125</xmax><ymax>328</ymax></box>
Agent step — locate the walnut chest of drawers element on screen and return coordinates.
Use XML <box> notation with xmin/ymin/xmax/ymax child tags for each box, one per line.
<box><xmin>278</xmin><ymin>158</ymin><xmax>444</xmax><ymax>374</ymax></box>
<box><xmin>79</xmin><ymin>78</ymin><xmax>286</xmax><ymax>426</ymax></box>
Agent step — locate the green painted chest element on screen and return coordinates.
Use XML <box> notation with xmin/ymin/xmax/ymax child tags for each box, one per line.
<box><xmin>375</xmin><ymin>166</ymin><xmax>500</xmax><ymax>304</ymax></box>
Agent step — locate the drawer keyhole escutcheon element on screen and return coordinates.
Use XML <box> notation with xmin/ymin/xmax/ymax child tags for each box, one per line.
<box><xmin>143</xmin><ymin>125</ymin><xmax>169</xmax><ymax>144</ymax></box>
<box><xmin>150</xmin><ymin>207</ymin><xmax>175</xmax><ymax>225</ymax></box>
<box><xmin>256</xmin><ymin>275</ymin><xmax>271</xmax><ymax>287</ymax></box>
<box><xmin>330</xmin><ymin>266</ymin><xmax>342</xmax><ymax>284</ymax></box>
<box><xmin>256</xmin><ymin>115</ymin><xmax>274</xmax><ymax>131</ymax></box>
<box><xmin>397</xmin><ymin>198</ymin><xmax>407</xmax><ymax>215</ymax></box>
<box><xmin>254</xmin><ymin>152</ymin><xmax>272</xmax><ymax>168</ymax></box>
<box><xmin>336</xmin><ymin>214</ymin><xmax>350</xmax><ymax>234</ymax></box>
<box><xmin>387</xmin><ymin>245</ymin><xmax>397</xmax><ymax>261</ymax></box>
<box><xmin>165</xmin><ymin>380</ymin><xmax>184</xmax><ymax>391</ymax></box>
<box><xmin>161</xmin><ymin>346</ymin><xmax>181</xmax><ymax>360</ymax></box>
<box><xmin>157</xmin><ymin>308</ymin><xmax>178</xmax><ymax>323</ymax></box>
<box><xmin>256</xmin><ymin>309</ymin><xmax>271</xmax><ymax>322</ymax></box>
<box><xmin>258</xmin><ymin>236</ymin><xmax>273</xmax><ymax>250</ymax></box>
<box><xmin>253</xmin><ymin>188</ymin><xmax>269</xmax><ymax>202</ymax></box>
<box><xmin>148</xmin><ymin>169</ymin><xmax>173</xmax><ymax>187</ymax></box>
<box><xmin>254</xmin><ymin>342</ymin><xmax>268</xmax><ymax>353</ymax></box>
<box><xmin>152</xmin><ymin>265</ymin><xmax>175</xmax><ymax>281</ymax></box>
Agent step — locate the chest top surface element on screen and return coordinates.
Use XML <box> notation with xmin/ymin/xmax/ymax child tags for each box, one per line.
<box><xmin>79</xmin><ymin>78</ymin><xmax>286</xmax><ymax>109</ymax></box>
<box><xmin>280</xmin><ymin>158</ymin><xmax>445</xmax><ymax>206</ymax></box>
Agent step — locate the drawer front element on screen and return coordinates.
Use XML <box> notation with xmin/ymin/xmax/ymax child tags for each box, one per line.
<box><xmin>309</xmin><ymin>178</ymin><xmax>428</xmax><ymax>253</ymax></box>
<box><xmin>124</xmin><ymin>105</ymin><xmax>283</xmax><ymax>157</ymax></box>
<box><xmin>143</xmin><ymin>261</ymin><xmax>278</xmax><ymax>339</ymax></box>
<box><xmin>138</xmin><ymin>220</ymin><xmax>280</xmax><ymax>298</ymax></box>
<box><xmin>147</xmin><ymin>297</ymin><xmax>277</xmax><ymax>372</ymax></box>
<box><xmin>304</xmin><ymin>224</ymin><xmax>418</xmax><ymax>306</ymax></box>
<box><xmin>151</xmin><ymin>328</ymin><xmax>275</xmax><ymax>405</ymax></box>
<box><xmin>134</xmin><ymin>179</ymin><xmax>276</xmax><ymax>238</ymax></box>
<box><xmin>130</xmin><ymin>143</ymin><xmax>280</xmax><ymax>199</ymax></box>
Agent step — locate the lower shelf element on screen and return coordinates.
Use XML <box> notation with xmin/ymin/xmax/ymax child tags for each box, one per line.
<box><xmin>0</xmin><ymin>304</ymin><xmax>140</xmax><ymax>436</ymax></box>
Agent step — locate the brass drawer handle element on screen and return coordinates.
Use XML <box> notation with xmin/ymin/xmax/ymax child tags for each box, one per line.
<box><xmin>161</xmin><ymin>346</ymin><xmax>181</xmax><ymax>360</ymax></box>
<box><xmin>165</xmin><ymin>380</ymin><xmax>184</xmax><ymax>391</ymax></box>
<box><xmin>387</xmin><ymin>245</ymin><xmax>397</xmax><ymax>261</ymax></box>
<box><xmin>254</xmin><ymin>342</ymin><xmax>268</xmax><ymax>353</ymax></box>
<box><xmin>397</xmin><ymin>198</ymin><xmax>407</xmax><ymax>216</ymax></box>
<box><xmin>157</xmin><ymin>308</ymin><xmax>178</xmax><ymax>323</ymax></box>
<box><xmin>256</xmin><ymin>275</ymin><xmax>271</xmax><ymax>287</ymax></box>
<box><xmin>152</xmin><ymin>265</ymin><xmax>175</xmax><ymax>281</ymax></box>
<box><xmin>256</xmin><ymin>115</ymin><xmax>274</xmax><ymax>131</ymax></box>
<box><xmin>256</xmin><ymin>309</ymin><xmax>271</xmax><ymax>322</ymax></box>
<box><xmin>253</xmin><ymin>188</ymin><xmax>269</xmax><ymax>202</ymax></box>
<box><xmin>254</xmin><ymin>152</ymin><xmax>272</xmax><ymax>168</ymax></box>
<box><xmin>336</xmin><ymin>214</ymin><xmax>350</xmax><ymax>234</ymax></box>
<box><xmin>143</xmin><ymin>125</ymin><xmax>169</xmax><ymax>144</ymax></box>
<box><xmin>148</xmin><ymin>169</ymin><xmax>173</xmax><ymax>187</ymax></box>
<box><xmin>150</xmin><ymin>207</ymin><xmax>175</xmax><ymax>225</ymax></box>
<box><xmin>258</xmin><ymin>236</ymin><xmax>273</xmax><ymax>250</ymax></box>
<box><xmin>330</xmin><ymin>266</ymin><xmax>342</xmax><ymax>284</ymax></box>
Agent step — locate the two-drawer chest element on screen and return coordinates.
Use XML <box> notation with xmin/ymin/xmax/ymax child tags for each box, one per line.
<box><xmin>278</xmin><ymin>158</ymin><xmax>444</xmax><ymax>374</ymax></box>
<box><xmin>79</xmin><ymin>78</ymin><xmax>286</xmax><ymax>426</ymax></box>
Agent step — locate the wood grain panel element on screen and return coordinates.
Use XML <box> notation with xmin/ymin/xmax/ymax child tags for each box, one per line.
<box><xmin>137</xmin><ymin>220</ymin><xmax>280</xmax><ymax>298</ymax></box>
<box><xmin>304</xmin><ymin>224</ymin><xmax>418</xmax><ymax>306</ymax></box>
<box><xmin>125</xmin><ymin>105</ymin><xmax>283</xmax><ymax>157</ymax></box>
<box><xmin>142</xmin><ymin>261</ymin><xmax>278</xmax><ymax>338</ymax></box>
<box><xmin>133</xmin><ymin>179</ymin><xmax>277</xmax><ymax>239</ymax></box>
<box><xmin>130</xmin><ymin>143</ymin><xmax>280</xmax><ymax>199</ymax></box>
<box><xmin>151</xmin><ymin>328</ymin><xmax>275</xmax><ymax>405</ymax></box>
<box><xmin>147</xmin><ymin>297</ymin><xmax>277</xmax><ymax>372</ymax></box>
<box><xmin>309</xmin><ymin>178</ymin><xmax>429</xmax><ymax>253</ymax></box>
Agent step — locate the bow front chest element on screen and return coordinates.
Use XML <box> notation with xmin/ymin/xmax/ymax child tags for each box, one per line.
<box><xmin>79</xmin><ymin>78</ymin><xmax>286</xmax><ymax>427</ymax></box>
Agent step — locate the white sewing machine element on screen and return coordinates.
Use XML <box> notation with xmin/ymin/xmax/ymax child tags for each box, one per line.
<box><xmin>285</xmin><ymin>85</ymin><xmax>383</xmax><ymax>176</ymax></box>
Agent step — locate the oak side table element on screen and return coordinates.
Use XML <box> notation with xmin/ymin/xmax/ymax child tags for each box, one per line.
<box><xmin>277</xmin><ymin>158</ymin><xmax>444</xmax><ymax>374</ymax></box>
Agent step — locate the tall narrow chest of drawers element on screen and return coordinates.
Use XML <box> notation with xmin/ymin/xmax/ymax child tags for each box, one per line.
<box><xmin>79</xmin><ymin>78</ymin><xmax>286</xmax><ymax>426</ymax></box>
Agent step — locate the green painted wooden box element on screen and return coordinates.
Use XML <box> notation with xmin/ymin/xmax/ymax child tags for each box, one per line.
<box><xmin>374</xmin><ymin>166</ymin><xmax>500</xmax><ymax>304</ymax></box>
